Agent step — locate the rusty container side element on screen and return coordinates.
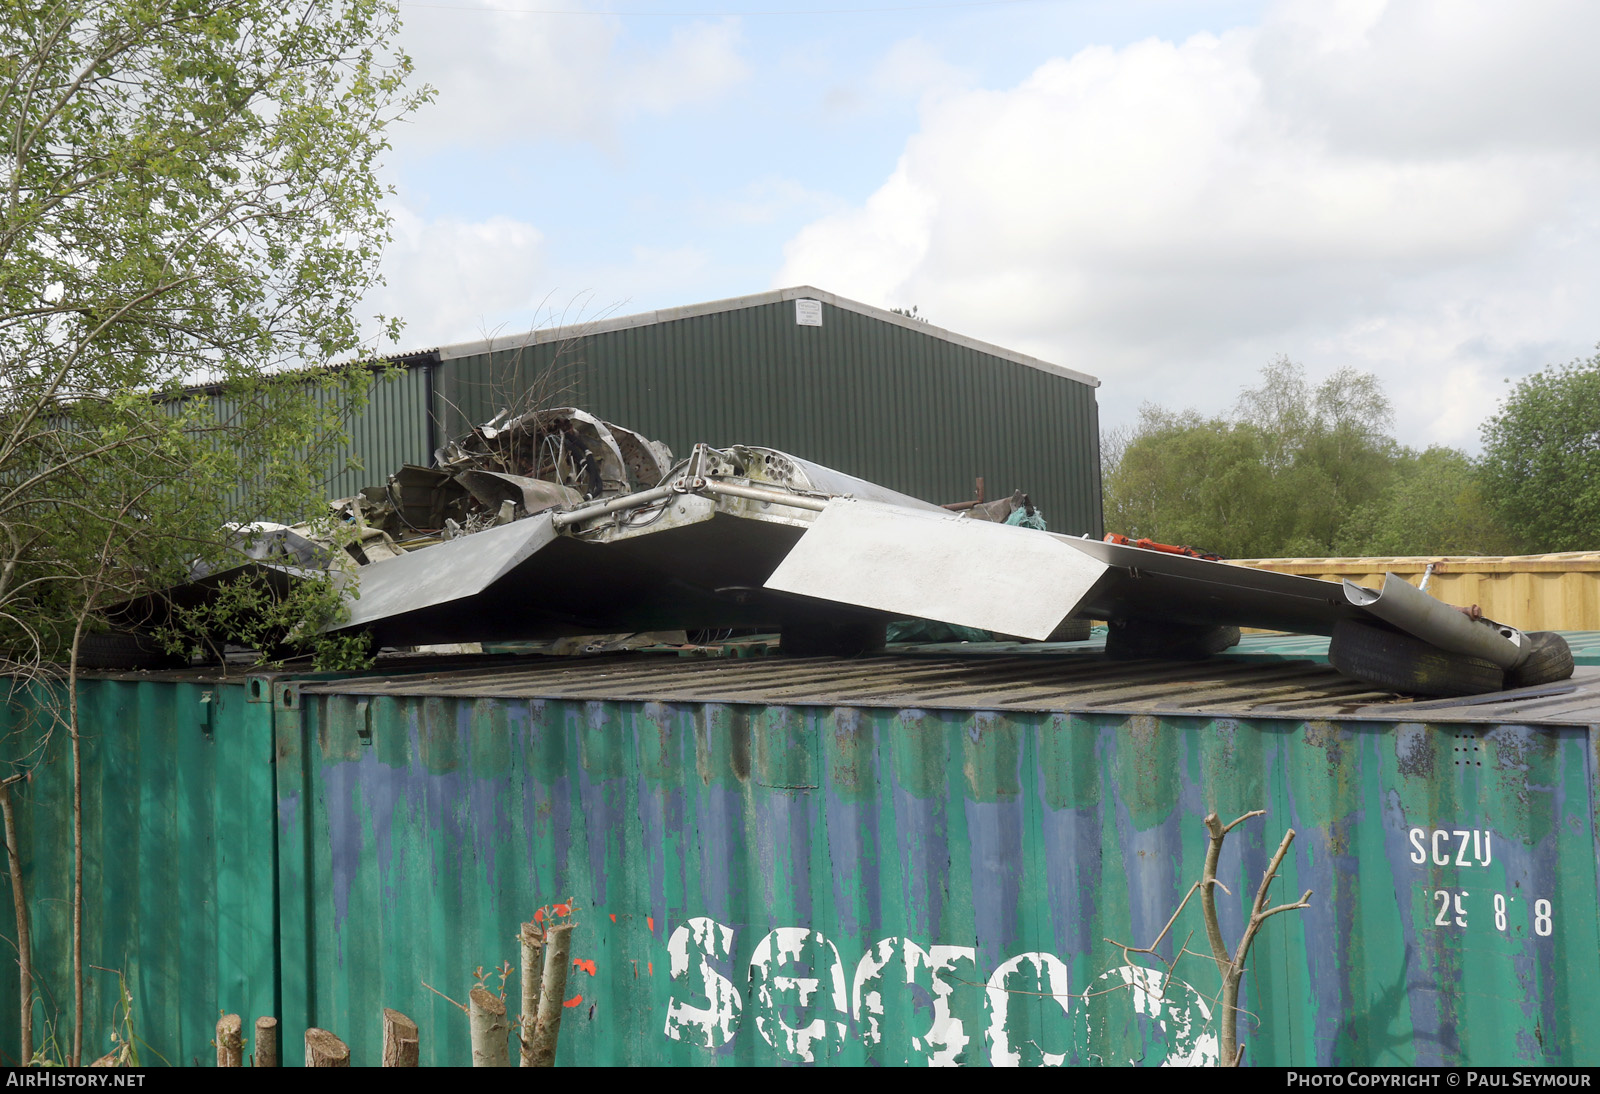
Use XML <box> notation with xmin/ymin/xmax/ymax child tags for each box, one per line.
<box><xmin>277</xmin><ymin>684</ymin><xmax>1600</xmax><ymax>1067</ymax></box>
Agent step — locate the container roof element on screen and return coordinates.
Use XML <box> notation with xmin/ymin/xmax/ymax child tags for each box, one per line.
<box><xmin>416</xmin><ymin>286</ymin><xmax>1098</xmax><ymax>388</ymax></box>
<box><xmin>293</xmin><ymin>640</ymin><xmax>1600</xmax><ymax>727</ymax></box>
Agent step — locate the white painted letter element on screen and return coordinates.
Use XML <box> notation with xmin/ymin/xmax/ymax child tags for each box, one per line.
<box><xmin>663</xmin><ymin>917</ymin><xmax>742</xmax><ymax>1048</ymax></box>
<box><xmin>851</xmin><ymin>937</ymin><xmax>977</xmax><ymax>1066</ymax></box>
<box><xmin>748</xmin><ymin>927</ymin><xmax>849</xmax><ymax>1063</ymax></box>
<box><xmin>986</xmin><ymin>951</ymin><xmax>1074</xmax><ymax>1066</ymax></box>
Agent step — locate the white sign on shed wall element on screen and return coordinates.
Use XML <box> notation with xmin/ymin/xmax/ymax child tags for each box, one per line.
<box><xmin>795</xmin><ymin>298</ymin><xmax>822</xmax><ymax>327</ymax></box>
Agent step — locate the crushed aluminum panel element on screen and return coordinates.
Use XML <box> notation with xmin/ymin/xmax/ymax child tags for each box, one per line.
<box><xmin>455</xmin><ymin>469</ymin><xmax>582</xmax><ymax>515</ymax></box>
<box><xmin>765</xmin><ymin>451</ymin><xmax>948</xmax><ymax>513</ymax></box>
<box><xmin>340</xmin><ymin>512</ymin><xmax>557</xmax><ymax>629</ymax></box>
<box><xmin>764</xmin><ymin>497</ymin><xmax>1110</xmax><ymax>641</ymax></box>
<box><xmin>327</xmin><ymin>505</ymin><xmax>832</xmax><ymax>648</ymax></box>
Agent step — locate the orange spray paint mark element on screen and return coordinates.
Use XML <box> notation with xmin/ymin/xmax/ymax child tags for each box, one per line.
<box><xmin>563</xmin><ymin>994</ymin><xmax>582</xmax><ymax>1009</ymax></box>
<box><xmin>573</xmin><ymin>958</ymin><xmax>597</xmax><ymax>976</ymax></box>
<box><xmin>609</xmin><ymin>913</ymin><xmax>617</xmax><ymax>922</ymax></box>
<box><xmin>648</xmin><ymin>961</ymin><xmax>653</xmax><ymax>976</ymax></box>
<box><xmin>646</xmin><ymin>916</ymin><xmax>655</xmax><ymax>932</ymax></box>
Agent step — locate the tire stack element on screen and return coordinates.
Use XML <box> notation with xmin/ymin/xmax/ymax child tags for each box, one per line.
<box><xmin>1328</xmin><ymin>620</ymin><xmax>1574</xmax><ymax>699</ymax></box>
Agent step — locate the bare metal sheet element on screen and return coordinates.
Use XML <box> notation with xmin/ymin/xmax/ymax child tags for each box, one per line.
<box><xmin>763</xmin><ymin>497</ymin><xmax>1109</xmax><ymax>640</ymax></box>
<box><xmin>340</xmin><ymin>513</ymin><xmax>557</xmax><ymax>629</ymax></box>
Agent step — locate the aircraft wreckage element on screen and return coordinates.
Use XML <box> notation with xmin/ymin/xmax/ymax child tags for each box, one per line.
<box><xmin>126</xmin><ymin>406</ymin><xmax>1574</xmax><ymax>698</ymax></box>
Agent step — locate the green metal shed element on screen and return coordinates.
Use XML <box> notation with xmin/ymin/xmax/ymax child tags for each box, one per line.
<box><xmin>320</xmin><ymin>287</ymin><xmax>1104</xmax><ymax>536</ymax></box>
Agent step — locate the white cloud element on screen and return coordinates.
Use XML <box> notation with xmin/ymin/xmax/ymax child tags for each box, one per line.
<box><xmin>713</xmin><ymin>176</ymin><xmax>839</xmax><ymax>226</ymax></box>
<box><xmin>364</xmin><ymin>206</ymin><xmax>548</xmax><ymax>351</ymax></box>
<box><xmin>776</xmin><ymin>0</ymin><xmax>1600</xmax><ymax>449</ymax></box>
<box><xmin>397</xmin><ymin>6</ymin><xmax>749</xmax><ymax>149</ymax></box>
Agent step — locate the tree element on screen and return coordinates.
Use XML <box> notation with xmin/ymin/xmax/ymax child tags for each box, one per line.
<box><xmin>0</xmin><ymin>0</ymin><xmax>426</xmax><ymax>1063</ymax></box>
<box><xmin>1480</xmin><ymin>349</ymin><xmax>1600</xmax><ymax>553</ymax></box>
<box><xmin>1105</xmin><ymin>359</ymin><xmax>1405</xmax><ymax>557</ymax></box>
<box><xmin>1333</xmin><ymin>446</ymin><xmax>1520</xmax><ymax>557</ymax></box>
<box><xmin>1102</xmin><ymin>406</ymin><xmax>1282</xmax><ymax>558</ymax></box>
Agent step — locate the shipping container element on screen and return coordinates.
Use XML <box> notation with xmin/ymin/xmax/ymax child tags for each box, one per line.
<box><xmin>2</xmin><ymin>643</ymin><xmax>1598</xmax><ymax>1066</ymax></box>
<box><xmin>1234</xmin><ymin>553</ymin><xmax>1600</xmax><ymax>633</ymax></box>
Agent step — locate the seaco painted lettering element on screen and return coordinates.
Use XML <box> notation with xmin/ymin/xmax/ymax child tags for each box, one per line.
<box><xmin>661</xmin><ymin>916</ymin><xmax>1219</xmax><ymax>1066</ymax></box>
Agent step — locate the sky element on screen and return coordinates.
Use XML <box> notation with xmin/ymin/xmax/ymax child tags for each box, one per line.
<box><xmin>363</xmin><ymin>0</ymin><xmax>1600</xmax><ymax>452</ymax></box>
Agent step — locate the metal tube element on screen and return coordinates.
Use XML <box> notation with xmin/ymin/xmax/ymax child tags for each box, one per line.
<box><xmin>552</xmin><ymin>477</ymin><xmax>828</xmax><ymax>530</ymax></box>
<box><xmin>550</xmin><ymin>483</ymin><xmax>679</xmax><ymax>528</ymax></box>
<box><xmin>698</xmin><ymin>480</ymin><xmax>829</xmax><ymax>512</ymax></box>
<box><xmin>1343</xmin><ymin>574</ymin><xmax>1529</xmax><ymax>669</ymax></box>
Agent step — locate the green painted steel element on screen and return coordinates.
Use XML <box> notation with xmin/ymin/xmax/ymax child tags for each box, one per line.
<box><xmin>167</xmin><ymin>294</ymin><xmax>1102</xmax><ymax>531</ymax></box>
<box><xmin>276</xmin><ymin>680</ymin><xmax>1600</xmax><ymax>1067</ymax></box>
<box><xmin>334</xmin><ymin>365</ymin><xmax>435</xmax><ymax>501</ymax></box>
<box><xmin>424</xmin><ymin>297</ymin><xmax>1104</xmax><ymax>535</ymax></box>
<box><xmin>0</xmin><ymin>674</ymin><xmax>277</xmax><ymax>1066</ymax></box>
<box><xmin>6</xmin><ymin>657</ymin><xmax>1598</xmax><ymax>1066</ymax></box>
<box><xmin>182</xmin><ymin>366</ymin><xmax>434</xmax><ymax>510</ymax></box>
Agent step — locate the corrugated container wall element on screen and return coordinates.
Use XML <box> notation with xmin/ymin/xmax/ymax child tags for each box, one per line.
<box><xmin>7</xmin><ymin>651</ymin><xmax>1600</xmax><ymax>1067</ymax></box>
<box><xmin>1232</xmin><ymin>554</ymin><xmax>1600</xmax><ymax>633</ymax></box>
<box><xmin>426</xmin><ymin>297</ymin><xmax>1104</xmax><ymax>536</ymax></box>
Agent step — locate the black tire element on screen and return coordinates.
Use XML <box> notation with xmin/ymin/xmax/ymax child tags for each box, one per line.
<box><xmin>1329</xmin><ymin>620</ymin><xmax>1502</xmax><ymax>697</ymax></box>
<box><xmin>1105</xmin><ymin>619</ymin><xmax>1240</xmax><ymax>661</ymax></box>
<box><xmin>780</xmin><ymin>620</ymin><xmax>887</xmax><ymax>658</ymax></box>
<box><xmin>73</xmin><ymin>631</ymin><xmax>187</xmax><ymax>670</ymax></box>
<box><xmin>1504</xmin><ymin>631</ymin><xmax>1574</xmax><ymax>689</ymax></box>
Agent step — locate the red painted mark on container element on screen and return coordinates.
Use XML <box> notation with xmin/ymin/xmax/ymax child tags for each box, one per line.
<box><xmin>609</xmin><ymin>913</ymin><xmax>617</xmax><ymax>923</ymax></box>
<box><xmin>563</xmin><ymin>994</ymin><xmax>582</xmax><ymax>1009</ymax></box>
<box><xmin>646</xmin><ymin>916</ymin><xmax>655</xmax><ymax>932</ymax></box>
<box><xmin>647</xmin><ymin>961</ymin><xmax>653</xmax><ymax>976</ymax></box>
<box><xmin>573</xmin><ymin>958</ymin><xmax>597</xmax><ymax>976</ymax></box>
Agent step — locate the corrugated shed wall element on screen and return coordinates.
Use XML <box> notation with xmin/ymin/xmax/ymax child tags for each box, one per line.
<box><xmin>429</xmin><ymin>300</ymin><xmax>1103</xmax><ymax>536</ymax></box>
<box><xmin>169</xmin><ymin>365</ymin><xmax>433</xmax><ymax>515</ymax></box>
<box><xmin>334</xmin><ymin>366</ymin><xmax>434</xmax><ymax>499</ymax></box>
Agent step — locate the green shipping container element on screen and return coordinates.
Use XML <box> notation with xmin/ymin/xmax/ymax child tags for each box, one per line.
<box><xmin>2</xmin><ymin>645</ymin><xmax>1598</xmax><ymax>1066</ymax></box>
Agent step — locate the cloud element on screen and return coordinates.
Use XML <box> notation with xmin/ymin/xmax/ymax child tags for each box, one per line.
<box><xmin>713</xmin><ymin>176</ymin><xmax>841</xmax><ymax>226</ymax></box>
<box><xmin>363</xmin><ymin>206</ymin><xmax>548</xmax><ymax>351</ymax></box>
<box><xmin>776</xmin><ymin>0</ymin><xmax>1600</xmax><ymax>449</ymax></box>
<box><xmin>397</xmin><ymin>6</ymin><xmax>749</xmax><ymax>149</ymax></box>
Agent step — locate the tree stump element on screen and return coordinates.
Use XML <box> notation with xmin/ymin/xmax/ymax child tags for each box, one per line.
<box><xmin>519</xmin><ymin>921</ymin><xmax>544</xmax><ymax>1067</ymax></box>
<box><xmin>254</xmin><ymin>1017</ymin><xmax>279</xmax><ymax>1067</ymax></box>
<box><xmin>216</xmin><ymin>1014</ymin><xmax>242</xmax><ymax>1067</ymax></box>
<box><xmin>529</xmin><ymin>923</ymin><xmax>574</xmax><ymax>1067</ymax></box>
<box><xmin>305</xmin><ymin>1028</ymin><xmax>349</xmax><ymax>1067</ymax></box>
<box><xmin>469</xmin><ymin>986</ymin><xmax>509</xmax><ymax>1067</ymax></box>
<box><xmin>381</xmin><ymin>1008</ymin><xmax>419</xmax><ymax>1067</ymax></box>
